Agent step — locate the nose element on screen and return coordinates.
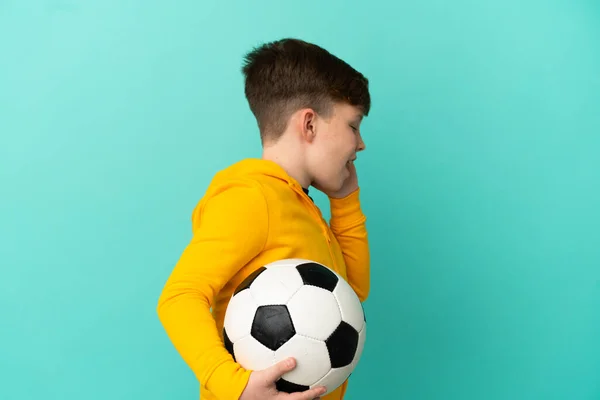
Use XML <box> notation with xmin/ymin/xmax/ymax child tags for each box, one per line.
<box><xmin>356</xmin><ymin>133</ymin><xmax>366</xmax><ymax>152</ymax></box>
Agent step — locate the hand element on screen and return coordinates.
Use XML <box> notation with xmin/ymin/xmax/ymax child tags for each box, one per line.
<box><xmin>239</xmin><ymin>357</ymin><xmax>326</xmax><ymax>400</ymax></box>
<box><xmin>315</xmin><ymin>162</ymin><xmax>359</xmax><ymax>199</ymax></box>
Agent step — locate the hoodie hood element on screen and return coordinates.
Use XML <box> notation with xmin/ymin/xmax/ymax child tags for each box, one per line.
<box><xmin>191</xmin><ymin>158</ymin><xmax>308</xmax><ymax>227</ymax></box>
<box><xmin>211</xmin><ymin>158</ymin><xmax>296</xmax><ymax>187</ymax></box>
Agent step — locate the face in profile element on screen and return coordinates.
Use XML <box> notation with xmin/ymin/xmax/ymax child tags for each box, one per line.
<box><xmin>308</xmin><ymin>102</ymin><xmax>366</xmax><ymax>192</ymax></box>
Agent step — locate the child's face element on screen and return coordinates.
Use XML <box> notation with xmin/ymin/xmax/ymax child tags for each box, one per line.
<box><xmin>307</xmin><ymin>102</ymin><xmax>366</xmax><ymax>192</ymax></box>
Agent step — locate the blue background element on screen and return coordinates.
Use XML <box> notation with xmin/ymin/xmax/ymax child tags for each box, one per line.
<box><xmin>1</xmin><ymin>1</ymin><xmax>599</xmax><ymax>399</ymax></box>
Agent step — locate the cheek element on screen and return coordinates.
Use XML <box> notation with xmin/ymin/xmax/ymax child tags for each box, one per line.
<box><xmin>309</xmin><ymin>148</ymin><xmax>336</xmax><ymax>177</ymax></box>
<box><xmin>311</xmin><ymin>135</ymin><xmax>348</xmax><ymax>178</ymax></box>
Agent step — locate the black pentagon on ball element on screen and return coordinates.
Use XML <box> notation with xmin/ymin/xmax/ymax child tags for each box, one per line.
<box><xmin>325</xmin><ymin>321</ymin><xmax>359</xmax><ymax>368</ymax></box>
<box><xmin>233</xmin><ymin>266</ymin><xmax>266</xmax><ymax>295</ymax></box>
<box><xmin>276</xmin><ymin>378</ymin><xmax>310</xmax><ymax>393</ymax></box>
<box><xmin>251</xmin><ymin>305</ymin><xmax>296</xmax><ymax>351</ymax></box>
<box><xmin>295</xmin><ymin>262</ymin><xmax>339</xmax><ymax>292</ymax></box>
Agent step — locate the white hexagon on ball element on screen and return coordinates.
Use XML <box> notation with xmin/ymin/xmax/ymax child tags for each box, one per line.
<box><xmin>250</xmin><ymin>263</ymin><xmax>303</xmax><ymax>305</ymax></box>
<box><xmin>286</xmin><ymin>284</ymin><xmax>342</xmax><ymax>341</ymax></box>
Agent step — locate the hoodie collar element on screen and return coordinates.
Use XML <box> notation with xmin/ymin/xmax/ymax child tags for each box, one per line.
<box><xmin>230</xmin><ymin>158</ymin><xmax>315</xmax><ymax>202</ymax></box>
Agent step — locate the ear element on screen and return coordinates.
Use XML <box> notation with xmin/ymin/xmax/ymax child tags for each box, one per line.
<box><xmin>299</xmin><ymin>108</ymin><xmax>317</xmax><ymax>144</ymax></box>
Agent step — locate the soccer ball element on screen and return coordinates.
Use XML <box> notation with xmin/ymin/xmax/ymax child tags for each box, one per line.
<box><xmin>222</xmin><ymin>258</ymin><xmax>366</xmax><ymax>395</ymax></box>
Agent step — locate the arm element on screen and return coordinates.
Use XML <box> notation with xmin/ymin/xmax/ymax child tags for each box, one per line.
<box><xmin>156</xmin><ymin>181</ymin><xmax>269</xmax><ymax>399</ymax></box>
<box><xmin>328</xmin><ymin>188</ymin><xmax>370</xmax><ymax>302</ymax></box>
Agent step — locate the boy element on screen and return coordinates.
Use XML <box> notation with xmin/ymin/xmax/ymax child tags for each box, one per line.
<box><xmin>157</xmin><ymin>38</ymin><xmax>371</xmax><ymax>400</ymax></box>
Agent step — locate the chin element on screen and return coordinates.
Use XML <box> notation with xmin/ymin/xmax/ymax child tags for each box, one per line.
<box><xmin>314</xmin><ymin>180</ymin><xmax>341</xmax><ymax>193</ymax></box>
<box><xmin>314</xmin><ymin>171</ymin><xmax>346</xmax><ymax>192</ymax></box>
<box><xmin>331</xmin><ymin>181</ymin><xmax>345</xmax><ymax>193</ymax></box>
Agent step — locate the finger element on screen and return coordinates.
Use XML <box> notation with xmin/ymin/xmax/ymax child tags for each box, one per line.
<box><xmin>263</xmin><ymin>357</ymin><xmax>297</xmax><ymax>383</ymax></box>
<box><xmin>284</xmin><ymin>386</ymin><xmax>327</xmax><ymax>400</ymax></box>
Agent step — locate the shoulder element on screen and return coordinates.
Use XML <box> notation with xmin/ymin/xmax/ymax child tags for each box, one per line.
<box><xmin>195</xmin><ymin>176</ymin><xmax>268</xmax><ymax>214</ymax></box>
<box><xmin>191</xmin><ymin>158</ymin><xmax>303</xmax><ymax>224</ymax></box>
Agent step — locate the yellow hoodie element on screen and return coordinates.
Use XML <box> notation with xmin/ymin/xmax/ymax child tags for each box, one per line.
<box><xmin>157</xmin><ymin>158</ymin><xmax>370</xmax><ymax>400</ymax></box>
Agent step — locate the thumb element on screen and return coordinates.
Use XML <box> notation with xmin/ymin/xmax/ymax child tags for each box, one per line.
<box><xmin>263</xmin><ymin>357</ymin><xmax>296</xmax><ymax>383</ymax></box>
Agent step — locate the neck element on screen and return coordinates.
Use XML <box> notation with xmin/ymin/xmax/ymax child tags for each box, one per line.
<box><xmin>261</xmin><ymin>138</ymin><xmax>310</xmax><ymax>188</ymax></box>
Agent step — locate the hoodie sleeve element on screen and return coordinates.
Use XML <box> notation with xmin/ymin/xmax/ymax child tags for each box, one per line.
<box><xmin>156</xmin><ymin>181</ymin><xmax>269</xmax><ymax>399</ymax></box>
<box><xmin>328</xmin><ymin>188</ymin><xmax>370</xmax><ymax>302</ymax></box>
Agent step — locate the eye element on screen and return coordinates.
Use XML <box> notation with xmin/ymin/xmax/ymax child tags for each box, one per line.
<box><xmin>349</xmin><ymin>125</ymin><xmax>358</xmax><ymax>132</ymax></box>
